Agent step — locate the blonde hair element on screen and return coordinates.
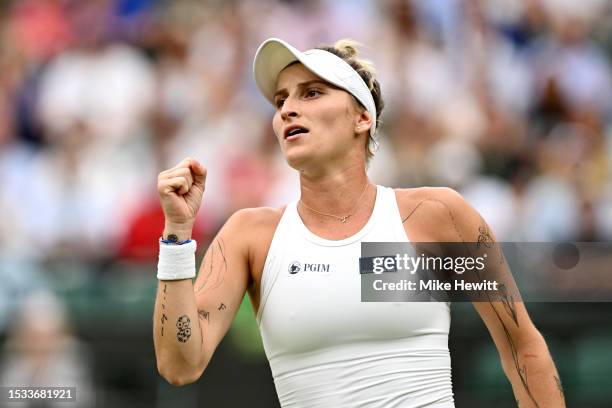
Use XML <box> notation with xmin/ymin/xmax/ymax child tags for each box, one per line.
<box><xmin>317</xmin><ymin>39</ymin><xmax>385</xmax><ymax>161</ymax></box>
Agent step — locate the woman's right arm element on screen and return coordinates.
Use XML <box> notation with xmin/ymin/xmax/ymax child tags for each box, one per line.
<box><xmin>153</xmin><ymin>158</ymin><xmax>251</xmax><ymax>386</ymax></box>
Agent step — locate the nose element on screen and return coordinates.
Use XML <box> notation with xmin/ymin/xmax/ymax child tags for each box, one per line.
<box><xmin>280</xmin><ymin>97</ymin><xmax>299</xmax><ymax>121</ymax></box>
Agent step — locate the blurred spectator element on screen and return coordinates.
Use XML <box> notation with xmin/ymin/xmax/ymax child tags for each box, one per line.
<box><xmin>0</xmin><ymin>290</ymin><xmax>93</xmax><ymax>407</ymax></box>
<box><xmin>37</xmin><ymin>1</ymin><xmax>155</xmax><ymax>144</ymax></box>
<box><xmin>5</xmin><ymin>0</ymin><xmax>72</xmax><ymax>63</ymax></box>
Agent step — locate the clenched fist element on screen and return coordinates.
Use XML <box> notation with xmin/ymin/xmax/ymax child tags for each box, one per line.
<box><xmin>157</xmin><ymin>157</ymin><xmax>207</xmax><ymax>238</ymax></box>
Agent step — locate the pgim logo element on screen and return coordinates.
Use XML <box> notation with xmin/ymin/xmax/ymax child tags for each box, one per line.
<box><xmin>288</xmin><ymin>261</ymin><xmax>301</xmax><ymax>274</ymax></box>
<box><xmin>288</xmin><ymin>261</ymin><xmax>331</xmax><ymax>274</ymax></box>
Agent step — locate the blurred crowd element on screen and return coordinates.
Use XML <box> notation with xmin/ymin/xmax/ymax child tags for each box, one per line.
<box><xmin>1</xmin><ymin>0</ymin><xmax>612</xmax><ymax>263</ymax></box>
<box><xmin>1</xmin><ymin>0</ymin><xmax>611</xmax><ymax>405</ymax></box>
<box><xmin>1</xmin><ymin>0</ymin><xmax>611</xmax><ymax>326</ymax></box>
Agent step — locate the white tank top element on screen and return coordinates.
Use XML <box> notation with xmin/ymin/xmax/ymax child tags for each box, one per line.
<box><xmin>257</xmin><ymin>185</ymin><xmax>454</xmax><ymax>408</ymax></box>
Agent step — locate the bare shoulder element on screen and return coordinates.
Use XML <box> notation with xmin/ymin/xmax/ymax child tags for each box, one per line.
<box><xmin>224</xmin><ymin>207</ymin><xmax>285</xmax><ymax>308</ymax></box>
<box><xmin>394</xmin><ymin>186</ymin><xmax>468</xmax><ymax>222</ymax></box>
<box><xmin>222</xmin><ymin>206</ymin><xmax>285</xmax><ymax>263</ymax></box>
<box><xmin>226</xmin><ymin>206</ymin><xmax>284</xmax><ymax>235</ymax></box>
<box><xmin>394</xmin><ymin>187</ymin><xmax>487</xmax><ymax>242</ymax></box>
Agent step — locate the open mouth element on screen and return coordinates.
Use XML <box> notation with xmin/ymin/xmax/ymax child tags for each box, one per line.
<box><xmin>284</xmin><ymin>126</ymin><xmax>309</xmax><ymax>139</ymax></box>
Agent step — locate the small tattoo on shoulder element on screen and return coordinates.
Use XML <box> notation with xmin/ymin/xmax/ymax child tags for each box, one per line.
<box><xmin>477</xmin><ymin>225</ymin><xmax>494</xmax><ymax>248</ymax></box>
<box><xmin>218</xmin><ymin>303</ymin><xmax>226</xmax><ymax>311</ymax></box>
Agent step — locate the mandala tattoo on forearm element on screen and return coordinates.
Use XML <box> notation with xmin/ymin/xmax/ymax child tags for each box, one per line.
<box><xmin>176</xmin><ymin>315</ymin><xmax>192</xmax><ymax>343</ymax></box>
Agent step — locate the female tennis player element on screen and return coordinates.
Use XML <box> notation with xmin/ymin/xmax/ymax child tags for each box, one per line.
<box><xmin>153</xmin><ymin>38</ymin><xmax>565</xmax><ymax>407</ymax></box>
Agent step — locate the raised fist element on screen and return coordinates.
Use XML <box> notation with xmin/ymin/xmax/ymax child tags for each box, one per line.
<box><xmin>157</xmin><ymin>157</ymin><xmax>207</xmax><ymax>230</ymax></box>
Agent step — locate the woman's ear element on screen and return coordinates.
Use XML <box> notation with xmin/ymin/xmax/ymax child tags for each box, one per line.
<box><xmin>355</xmin><ymin>109</ymin><xmax>373</xmax><ymax>134</ymax></box>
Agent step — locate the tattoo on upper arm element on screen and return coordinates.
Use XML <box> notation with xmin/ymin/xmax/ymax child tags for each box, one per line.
<box><xmin>499</xmin><ymin>283</ymin><xmax>519</xmax><ymax>326</ymax></box>
<box><xmin>401</xmin><ymin>199</ymin><xmax>466</xmax><ymax>242</ymax></box>
<box><xmin>497</xmin><ymin>308</ymin><xmax>539</xmax><ymax>407</ymax></box>
<box><xmin>478</xmin><ymin>218</ymin><xmax>507</xmax><ymax>266</ymax></box>
<box><xmin>486</xmin><ymin>267</ymin><xmax>534</xmax><ymax>404</ymax></box>
<box><xmin>475</xmin><ymin>221</ymin><xmax>519</xmax><ymax>324</ymax></box>
<box><xmin>176</xmin><ymin>315</ymin><xmax>192</xmax><ymax>343</ymax></box>
<box><xmin>477</xmin><ymin>225</ymin><xmax>494</xmax><ymax>248</ymax></box>
<box><xmin>436</xmin><ymin>198</ymin><xmax>465</xmax><ymax>242</ymax></box>
<box><xmin>195</xmin><ymin>238</ymin><xmax>228</xmax><ymax>293</ymax></box>
<box><xmin>218</xmin><ymin>303</ymin><xmax>226</xmax><ymax>311</ymax></box>
<box><xmin>469</xmin><ymin>222</ymin><xmax>535</xmax><ymax>405</ymax></box>
<box><xmin>476</xmin><ymin>246</ymin><xmax>534</xmax><ymax>403</ymax></box>
<box><xmin>407</xmin><ymin>196</ymin><xmax>539</xmax><ymax>406</ymax></box>
<box><xmin>402</xmin><ymin>200</ymin><xmax>427</xmax><ymax>224</ymax></box>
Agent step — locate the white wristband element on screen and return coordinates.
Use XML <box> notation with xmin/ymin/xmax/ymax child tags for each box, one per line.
<box><xmin>157</xmin><ymin>239</ymin><xmax>197</xmax><ymax>280</ymax></box>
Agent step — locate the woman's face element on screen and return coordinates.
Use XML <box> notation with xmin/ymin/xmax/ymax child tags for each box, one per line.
<box><xmin>272</xmin><ymin>63</ymin><xmax>366</xmax><ymax>170</ymax></box>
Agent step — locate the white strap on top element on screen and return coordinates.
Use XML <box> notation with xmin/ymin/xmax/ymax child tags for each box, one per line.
<box><xmin>256</xmin><ymin>206</ymin><xmax>293</xmax><ymax>323</ymax></box>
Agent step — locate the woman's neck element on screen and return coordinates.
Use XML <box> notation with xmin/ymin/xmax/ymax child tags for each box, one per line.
<box><xmin>298</xmin><ymin>163</ymin><xmax>372</xmax><ymax>215</ymax></box>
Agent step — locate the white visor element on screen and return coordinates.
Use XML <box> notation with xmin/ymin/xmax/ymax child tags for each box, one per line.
<box><xmin>253</xmin><ymin>38</ymin><xmax>378</xmax><ymax>141</ymax></box>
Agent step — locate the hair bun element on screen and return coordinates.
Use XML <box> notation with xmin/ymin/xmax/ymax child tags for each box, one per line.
<box><xmin>333</xmin><ymin>39</ymin><xmax>360</xmax><ymax>58</ymax></box>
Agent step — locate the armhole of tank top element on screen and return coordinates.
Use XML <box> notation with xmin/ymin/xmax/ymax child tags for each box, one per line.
<box><xmin>256</xmin><ymin>204</ymin><xmax>293</xmax><ymax>325</ymax></box>
<box><xmin>389</xmin><ymin>187</ymin><xmax>411</xmax><ymax>242</ymax></box>
<box><xmin>391</xmin><ymin>187</ymin><xmax>443</xmax><ymax>307</ymax></box>
<box><xmin>390</xmin><ymin>188</ymin><xmax>452</xmax><ymax>310</ymax></box>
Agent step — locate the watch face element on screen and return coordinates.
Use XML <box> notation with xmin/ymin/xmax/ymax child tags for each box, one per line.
<box><xmin>165</xmin><ymin>234</ymin><xmax>179</xmax><ymax>242</ymax></box>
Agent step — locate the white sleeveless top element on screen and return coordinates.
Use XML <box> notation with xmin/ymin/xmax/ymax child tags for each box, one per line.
<box><xmin>257</xmin><ymin>185</ymin><xmax>454</xmax><ymax>408</ymax></box>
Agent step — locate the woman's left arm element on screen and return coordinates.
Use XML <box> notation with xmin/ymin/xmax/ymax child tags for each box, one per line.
<box><xmin>430</xmin><ymin>188</ymin><xmax>566</xmax><ymax>408</ymax></box>
<box><xmin>473</xmin><ymin>295</ymin><xmax>564</xmax><ymax>407</ymax></box>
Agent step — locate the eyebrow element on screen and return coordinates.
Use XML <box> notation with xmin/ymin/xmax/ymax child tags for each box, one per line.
<box><xmin>273</xmin><ymin>80</ymin><xmax>331</xmax><ymax>100</ymax></box>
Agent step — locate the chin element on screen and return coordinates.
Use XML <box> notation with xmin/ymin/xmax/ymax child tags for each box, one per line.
<box><xmin>283</xmin><ymin>147</ymin><xmax>317</xmax><ymax>171</ymax></box>
<box><xmin>284</xmin><ymin>152</ymin><xmax>308</xmax><ymax>171</ymax></box>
